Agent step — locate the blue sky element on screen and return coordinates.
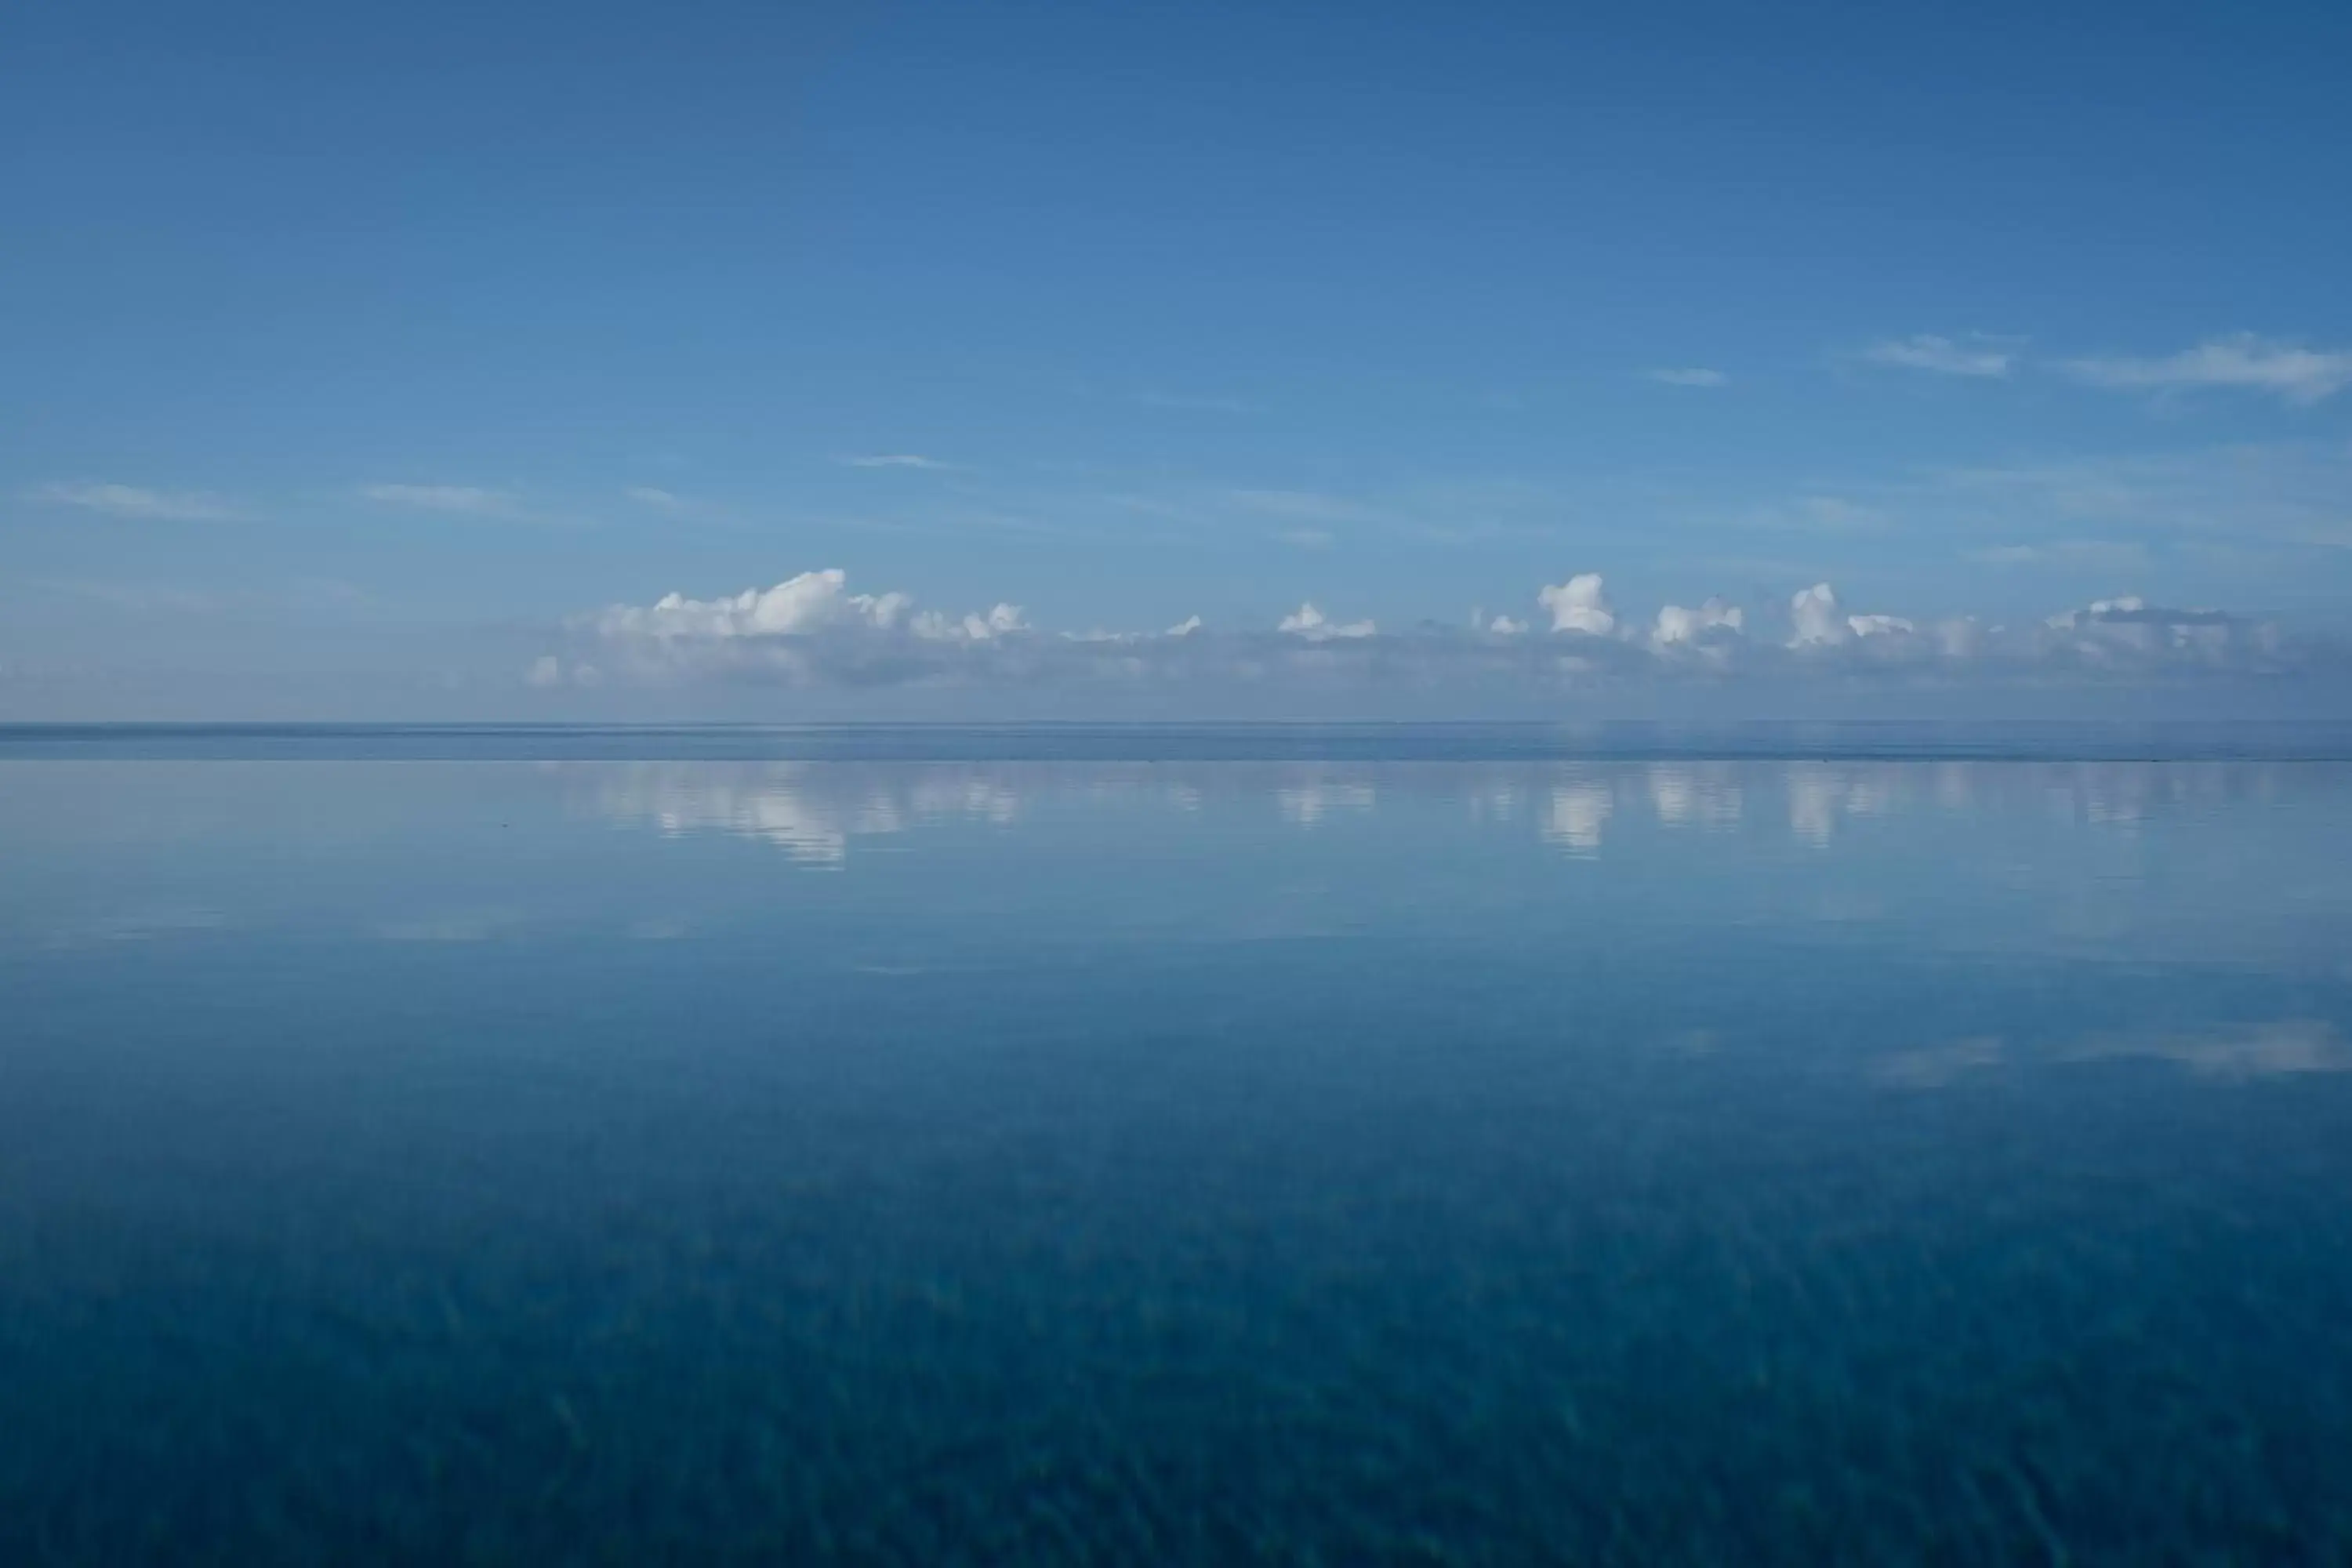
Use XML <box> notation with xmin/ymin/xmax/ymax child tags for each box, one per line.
<box><xmin>5</xmin><ymin>0</ymin><xmax>2351</xmax><ymax>717</ymax></box>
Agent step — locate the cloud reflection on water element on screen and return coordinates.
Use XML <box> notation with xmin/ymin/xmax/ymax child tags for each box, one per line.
<box><xmin>586</xmin><ymin>764</ymin><xmax>1022</xmax><ymax>866</ymax></box>
<box><xmin>1276</xmin><ymin>781</ymin><xmax>1377</xmax><ymax>827</ymax></box>
<box><xmin>576</xmin><ymin>758</ymin><xmax>2303</xmax><ymax>868</ymax></box>
<box><xmin>1875</xmin><ymin>1022</ymin><xmax>2351</xmax><ymax>1089</ymax></box>
<box><xmin>1539</xmin><ymin>782</ymin><xmax>1613</xmax><ymax>855</ymax></box>
<box><xmin>2058</xmin><ymin>1020</ymin><xmax>2351</xmax><ymax>1080</ymax></box>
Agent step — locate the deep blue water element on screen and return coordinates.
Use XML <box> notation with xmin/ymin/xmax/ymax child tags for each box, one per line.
<box><xmin>4</xmin><ymin>728</ymin><xmax>2351</xmax><ymax>1563</ymax></box>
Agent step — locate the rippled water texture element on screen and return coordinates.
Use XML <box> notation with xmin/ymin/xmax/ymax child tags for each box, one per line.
<box><xmin>4</xmin><ymin>730</ymin><xmax>2350</xmax><ymax>1563</ymax></box>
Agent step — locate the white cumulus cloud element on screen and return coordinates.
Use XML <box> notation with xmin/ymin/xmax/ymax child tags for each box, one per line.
<box><xmin>1789</xmin><ymin>584</ymin><xmax>1922</xmax><ymax>647</ymax></box>
<box><xmin>1279</xmin><ymin>603</ymin><xmax>1376</xmax><ymax>640</ymax></box>
<box><xmin>1847</xmin><ymin>613</ymin><xmax>1915</xmax><ymax>638</ymax></box>
<box><xmin>2038</xmin><ymin>594</ymin><xmax>2271</xmax><ymax>666</ymax></box>
<box><xmin>1538</xmin><ymin>573</ymin><xmax>1616</xmax><ymax>636</ymax></box>
<box><xmin>913</xmin><ymin>603</ymin><xmax>1029</xmax><ymax>642</ymax></box>
<box><xmin>1653</xmin><ymin>599</ymin><xmax>1744</xmax><ymax>645</ymax></box>
<box><xmin>564</xmin><ymin>566</ymin><xmax>2328</xmax><ymax>699</ymax></box>
<box><xmin>598</xmin><ymin>568</ymin><xmax>913</xmax><ymax>641</ymax></box>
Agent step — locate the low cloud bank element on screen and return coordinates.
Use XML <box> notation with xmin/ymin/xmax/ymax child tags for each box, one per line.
<box><xmin>534</xmin><ymin>569</ymin><xmax>2328</xmax><ymax>699</ymax></box>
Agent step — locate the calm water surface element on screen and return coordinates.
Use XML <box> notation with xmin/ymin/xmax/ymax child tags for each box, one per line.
<box><xmin>3</xmin><ymin>730</ymin><xmax>2350</xmax><ymax>1563</ymax></box>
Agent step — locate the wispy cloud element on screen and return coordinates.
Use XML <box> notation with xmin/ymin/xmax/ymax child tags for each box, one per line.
<box><xmin>526</xmin><ymin>653</ymin><xmax>602</xmax><ymax>689</ymax></box>
<box><xmin>1862</xmin><ymin>334</ymin><xmax>2017</xmax><ymax>379</ymax></box>
<box><xmin>1966</xmin><ymin>539</ymin><xmax>2150</xmax><ymax>570</ymax></box>
<box><xmin>1791</xmin><ymin>495</ymin><xmax>1886</xmax><ymax>532</ymax></box>
<box><xmin>615</xmin><ymin>485</ymin><xmax>739</xmax><ymax>527</ymax></box>
<box><xmin>1227</xmin><ymin>488</ymin><xmax>1377</xmax><ymax>524</ymax></box>
<box><xmin>1099</xmin><ymin>492</ymin><xmax>1207</xmax><ymax>524</ymax></box>
<box><xmin>2059</xmin><ymin>334</ymin><xmax>2352</xmax><ymax>405</ymax></box>
<box><xmin>29</xmin><ymin>575</ymin><xmax>371</xmax><ymax>618</ymax></box>
<box><xmin>1728</xmin><ymin>438</ymin><xmax>2351</xmax><ymax>561</ymax></box>
<box><xmin>26</xmin><ymin>481</ymin><xmax>242</xmax><ymax>521</ymax></box>
<box><xmin>1645</xmin><ymin>368</ymin><xmax>1729</xmax><ymax>388</ymax></box>
<box><xmin>359</xmin><ymin>483</ymin><xmax>525</xmax><ymax>517</ymax></box>
<box><xmin>31</xmin><ymin>578</ymin><xmax>236</xmax><ymax>614</ymax></box>
<box><xmin>1726</xmin><ymin>493</ymin><xmax>1889</xmax><ymax>539</ymax></box>
<box><xmin>1129</xmin><ymin>390</ymin><xmax>1261</xmax><ymax>415</ymax></box>
<box><xmin>1919</xmin><ymin>440</ymin><xmax>2352</xmax><ymax>550</ymax></box>
<box><xmin>837</xmin><ymin>454</ymin><xmax>952</xmax><ymax>471</ymax></box>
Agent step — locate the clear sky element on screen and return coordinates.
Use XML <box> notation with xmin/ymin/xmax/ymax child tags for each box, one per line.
<box><xmin>5</xmin><ymin>0</ymin><xmax>2351</xmax><ymax>717</ymax></box>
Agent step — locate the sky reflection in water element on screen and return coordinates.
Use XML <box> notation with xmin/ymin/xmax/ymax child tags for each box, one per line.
<box><xmin>2</xmin><ymin>752</ymin><xmax>2350</xmax><ymax>1560</ymax></box>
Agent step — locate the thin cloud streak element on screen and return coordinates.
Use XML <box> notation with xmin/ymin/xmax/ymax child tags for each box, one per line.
<box><xmin>26</xmin><ymin>481</ymin><xmax>243</xmax><ymax>521</ymax></box>
<box><xmin>1861</xmin><ymin>335</ymin><xmax>2017</xmax><ymax>378</ymax></box>
<box><xmin>359</xmin><ymin>484</ymin><xmax>525</xmax><ymax>517</ymax></box>
<box><xmin>2060</xmin><ymin>334</ymin><xmax>2352</xmax><ymax>405</ymax></box>
<box><xmin>837</xmin><ymin>454</ymin><xmax>953</xmax><ymax>470</ymax></box>
<box><xmin>1129</xmin><ymin>390</ymin><xmax>1262</xmax><ymax>414</ymax></box>
<box><xmin>1228</xmin><ymin>489</ymin><xmax>1377</xmax><ymax>524</ymax></box>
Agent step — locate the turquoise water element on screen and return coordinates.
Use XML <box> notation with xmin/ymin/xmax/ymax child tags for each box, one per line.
<box><xmin>4</xmin><ymin>730</ymin><xmax>2350</xmax><ymax>1562</ymax></box>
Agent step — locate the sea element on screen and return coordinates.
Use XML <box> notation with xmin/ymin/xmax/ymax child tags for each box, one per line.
<box><xmin>3</xmin><ymin>724</ymin><xmax>2350</xmax><ymax>1563</ymax></box>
